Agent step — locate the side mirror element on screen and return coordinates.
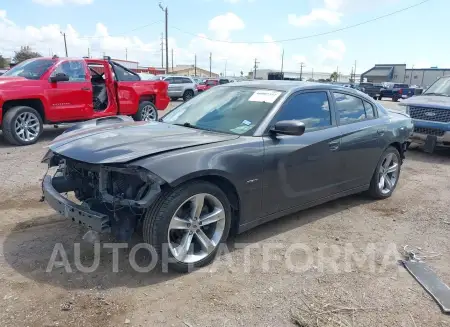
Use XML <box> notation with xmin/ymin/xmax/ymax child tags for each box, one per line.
<box><xmin>270</xmin><ymin>120</ymin><xmax>305</xmax><ymax>136</ymax></box>
<box><xmin>49</xmin><ymin>73</ymin><xmax>70</xmax><ymax>83</ymax></box>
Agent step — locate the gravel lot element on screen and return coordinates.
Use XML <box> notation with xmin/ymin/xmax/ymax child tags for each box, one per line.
<box><xmin>1</xmin><ymin>100</ymin><xmax>450</xmax><ymax>327</ymax></box>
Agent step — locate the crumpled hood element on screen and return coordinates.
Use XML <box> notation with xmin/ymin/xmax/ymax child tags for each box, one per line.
<box><xmin>401</xmin><ymin>95</ymin><xmax>450</xmax><ymax>110</ymax></box>
<box><xmin>48</xmin><ymin>121</ymin><xmax>239</xmax><ymax>164</ymax></box>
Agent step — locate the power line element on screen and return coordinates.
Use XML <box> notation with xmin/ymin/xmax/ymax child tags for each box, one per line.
<box><xmin>169</xmin><ymin>0</ymin><xmax>430</xmax><ymax>44</ymax></box>
<box><xmin>78</xmin><ymin>20</ymin><xmax>162</xmax><ymax>39</ymax></box>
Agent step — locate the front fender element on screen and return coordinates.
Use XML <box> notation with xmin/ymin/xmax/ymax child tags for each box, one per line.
<box><xmin>129</xmin><ymin>137</ymin><xmax>266</xmax><ymax>227</ymax></box>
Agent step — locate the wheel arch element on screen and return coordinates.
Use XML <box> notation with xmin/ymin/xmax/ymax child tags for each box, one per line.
<box><xmin>166</xmin><ymin>171</ymin><xmax>241</xmax><ymax>234</ymax></box>
<box><xmin>387</xmin><ymin>141</ymin><xmax>404</xmax><ymax>160</ymax></box>
<box><xmin>139</xmin><ymin>94</ymin><xmax>155</xmax><ymax>104</ymax></box>
<box><xmin>2</xmin><ymin>99</ymin><xmax>45</xmax><ymax>122</ymax></box>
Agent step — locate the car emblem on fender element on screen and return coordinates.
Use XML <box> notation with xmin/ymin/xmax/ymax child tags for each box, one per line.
<box><xmin>424</xmin><ymin>111</ymin><xmax>437</xmax><ymax>117</ymax></box>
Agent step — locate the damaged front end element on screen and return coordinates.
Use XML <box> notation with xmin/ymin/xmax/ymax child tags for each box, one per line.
<box><xmin>41</xmin><ymin>150</ymin><xmax>165</xmax><ymax>240</ymax></box>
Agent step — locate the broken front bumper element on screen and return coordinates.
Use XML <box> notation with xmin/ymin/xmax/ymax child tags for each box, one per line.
<box><xmin>43</xmin><ymin>175</ymin><xmax>111</xmax><ymax>233</ymax></box>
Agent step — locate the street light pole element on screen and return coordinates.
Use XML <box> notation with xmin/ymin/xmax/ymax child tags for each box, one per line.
<box><xmin>60</xmin><ymin>32</ymin><xmax>68</xmax><ymax>57</ymax></box>
<box><xmin>159</xmin><ymin>3</ymin><xmax>169</xmax><ymax>74</ymax></box>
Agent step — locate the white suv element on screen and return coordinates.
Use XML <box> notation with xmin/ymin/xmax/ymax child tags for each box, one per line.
<box><xmin>153</xmin><ymin>75</ymin><xmax>198</xmax><ymax>101</ymax></box>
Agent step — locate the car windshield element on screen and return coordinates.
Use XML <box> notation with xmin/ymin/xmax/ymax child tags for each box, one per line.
<box><xmin>423</xmin><ymin>76</ymin><xmax>450</xmax><ymax>96</ymax></box>
<box><xmin>3</xmin><ymin>58</ymin><xmax>55</xmax><ymax>80</ymax></box>
<box><xmin>162</xmin><ymin>86</ymin><xmax>284</xmax><ymax>135</ymax></box>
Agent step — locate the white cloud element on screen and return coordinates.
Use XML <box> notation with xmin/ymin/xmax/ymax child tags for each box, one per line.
<box><xmin>0</xmin><ymin>9</ymin><xmax>14</xmax><ymax>25</ymax></box>
<box><xmin>208</xmin><ymin>12</ymin><xmax>245</xmax><ymax>40</ymax></box>
<box><xmin>317</xmin><ymin>39</ymin><xmax>346</xmax><ymax>71</ymax></box>
<box><xmin>288</xmin><ymin>9</ymin><xmax>342</xmax><ymax>26</ymax></box>
<box><xmin>288</xmin><ymin>0</ymin><xmax>398</xmax><ymax>27</ymax></box>
<box><xmin>32</xmin><ymin>0</ymin><xmax>93</xmax><ymax>6</ymax></box>
<box><xmin>0</xmin><ymin>9</ymin><xmax>343</xmax><ymax>76</ymax></box>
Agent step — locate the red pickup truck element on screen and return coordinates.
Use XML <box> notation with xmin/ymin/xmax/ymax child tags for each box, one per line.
<box><xmin>0</xmin><ymin>57</ymin><xmax>170</xmax><ymax>145</ymax></box>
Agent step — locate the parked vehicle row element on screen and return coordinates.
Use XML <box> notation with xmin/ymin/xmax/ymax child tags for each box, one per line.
<box><xmin>41</xmin><ymin>81</ymin><xmax>413</xmax><ymax>272</ymax></box>
<box><xmin>0</xmin><ymin>56</ymin><xmax>170</xmax><ymax>145</ymax></box>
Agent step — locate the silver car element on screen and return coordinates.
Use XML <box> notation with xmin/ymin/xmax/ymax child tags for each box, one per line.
<box><xmin>153</xmin><ymin>75</ymin><xmax>198</xmax><ymax>101</ymax></box>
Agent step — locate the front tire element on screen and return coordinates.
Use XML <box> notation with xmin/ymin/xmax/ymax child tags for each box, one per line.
<box><xmin>3</xmin><ymin>106</ymin><xmax>43</xmax><ymax>146</ymax></box>
<box><xmin>142</xmin><ymin>181</ymin><xmax>232</xmax><ymax>272</ymax></box>
<box><xmin>183</xmin><ymin>90</ymin><xmax>194</xmax><ymax>102</ymax></box>
<box><xmin>133</xmin><ymin>101</ymin><xmax>158</xmax><ymax>122</ymax></box>
<box><xmin>368</xmin><ymin>146</ymin><xmax>401</xmax><ymax>199</ymax></box>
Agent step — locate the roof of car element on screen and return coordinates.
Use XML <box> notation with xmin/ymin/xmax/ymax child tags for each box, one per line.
<box><xmin>225</xmin><ymin>80</ymin><xmax>343</xmax><ymax>91</ymax></box>
<box><xmin>222</xmin><ymin>80</ymin><xmax>374</xmax><ymax>100</ymax></box>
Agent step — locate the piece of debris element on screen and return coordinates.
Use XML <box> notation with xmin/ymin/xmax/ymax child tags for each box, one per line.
<box><xmin>402</xmin><ymin>245</ymin><xmax>450</xmax><ymax>313</ymax></box>
<box><xmin>402</xmin><ymin>260</ymin><xmax>450</xmax><ymax>313</ymax></box>
<box><xmin>124</xmin><ymin>318</ymin><xmax>131</xmax><ymax>324</ymax></box>
<box><xmin>183</xmin><ymin>321</ymin><xmax>193</xmax><ymax>327</ymax></box>
<box><xmin>60</xmin><ymin>302</ymin><xmax>73</xmax><ymax>311</ymax></box>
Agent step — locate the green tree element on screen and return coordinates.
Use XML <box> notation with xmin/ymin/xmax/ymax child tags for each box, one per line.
<box><xmin>13</xmin><ymin>46</ymin><xmax>42</xmax><ymax>63</ymax></box>
<box><xmin>240</xmin><ymin>70</ymin><xmax>243</xmax><ymax>77</ymax></box>
<box><xmin>0</xmin><ymin>54</ymin><xmax>6</xmax><ymax>68</ymax></box>
<box><xmin>330</xmin><ymin>71</ymin><xmax>338</xmax><ymax>82</ymax></box>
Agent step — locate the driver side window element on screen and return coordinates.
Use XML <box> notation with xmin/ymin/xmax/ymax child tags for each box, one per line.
<box><xmin>51</xmin><ymin>60</ymin><xmax>86</xmax><ymax>82</ymax></box>
<box><xmin>274</xmin><ymin>92</ymin><xmax>332</xmax><ymax>132</ymax></box>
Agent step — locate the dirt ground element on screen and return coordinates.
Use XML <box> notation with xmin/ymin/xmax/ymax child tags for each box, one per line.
<box><xmin>1</xmin><ymin>100</ymin><xmax>450</xmax><ymax>327</ymax></box>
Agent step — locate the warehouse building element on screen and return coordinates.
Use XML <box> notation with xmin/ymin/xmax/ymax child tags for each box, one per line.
<box><xmin>361</xmin><ymin>64</ymin><xmax>450</xmax><ymax>87</ymax></box>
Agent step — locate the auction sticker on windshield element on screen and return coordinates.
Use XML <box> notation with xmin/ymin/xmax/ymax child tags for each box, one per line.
<box><xmin>248</xmin><ymin>90</ymin><xmax>282</xmax><ymax>103</ymax></box>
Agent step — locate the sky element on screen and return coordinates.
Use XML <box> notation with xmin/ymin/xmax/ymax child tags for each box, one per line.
<box><xmin>0</xmin><ymin>0</ymin><xmax>447</xmax><ymax>77</ymax></box>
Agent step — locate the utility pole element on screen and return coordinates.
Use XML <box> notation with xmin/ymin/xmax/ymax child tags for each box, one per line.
<box><xmin>354</xmin><ymin>60</ymin><xmax>357</xmax><ymax>83</ymax></box>
<box><xmin>253</xmin><ymin>58</ymin><xmax>260</xmax><ymax>80</ymax></box>
<box><xmin>87</xmin><ymin>47</ymin><xmax>90</xmax><ymax>58</ymax></box>
<box><xmin>209</xmin><ymin>52</ymin><xmax>212</xmax><ymax>77</ymax></box>
<box><xmin>194</xmin><ymin>54</ymin><xmax>197</xmax><ymax>76</ymax></box>
<box><xmin>281</xmin><ymin>49</ymin><xmax>284</xmax><ymax>73</ymax></box>
<box><xmin>171</xmin><ymin>48</ymin><xmax>173</xmax><ymax>73</ymax></box>
<box><xmin>409</xmin><ymin>65</ymin><xmax>414</xmax><ymax>84</ymax></box>
<box><xmin>312</xmin><ymin>68</ymin><xmax>314</xmax><ymax>80</ymax></box>
<box><xmin>160</xmin><ymin>33</ymin><xmax>164</xmax><ymax>68</ymax></box>
<box><xmin>336</xmin><ymin>66</ymin><xmax>339</xmax><ymax>82</ymax></box>
<box><xmin>159</xmin><ymin>3</ymin><xmax>169</xmax><ymax>74</ymax></box>
<box><xmin>125</xmin><ymin>48</ymin><xmax>128</xmax><ymax>61</ymax></box>
<box><xmin>224</xmin><ymin>59</ymin><xmax>227</xmax><ymax>77</ymax></box>
<box><xmin>60</xmin><ymin>32</ymin><xmax>68</xmax><ymax>57</ymax></box>
<box><xmin>299</xmin><ymin>62</ymin><xmax>305</xmax><ymax>81</ymax></box>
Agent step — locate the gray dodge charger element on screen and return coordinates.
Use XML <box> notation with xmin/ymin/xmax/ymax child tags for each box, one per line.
<box><xmin>41</xmin><ymin>81</ymin><xmax>413</xmax><ymax>272</ymax></box>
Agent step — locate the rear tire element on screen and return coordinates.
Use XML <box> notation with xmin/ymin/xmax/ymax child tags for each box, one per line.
<box><xmin>368</xmin><ymin>146</ymin><xmax>401</xmax><ymax>199</ymax></box>
<box><xmin>183</xmin><ymin>90</ymin><xmax>194</xmax><ymax>102</ymax></box>
<box><xmin>133</xmin><ymin>101</ymin><xmax>158</xmax><ymax>122</ymax></box>
<box><xmin>142</xmin><ymin>181</ymin><xmax>232</xmax><ymax>273</ymax></box>
<box><xmin>392</xmin><ymin>96</ymin><xmax>399</xmax><ymax>102</ymax></box>
<box><xmin>3</xmin><ymin>106</ymin><xmax>43</xmax><ymax>146</ymax></box>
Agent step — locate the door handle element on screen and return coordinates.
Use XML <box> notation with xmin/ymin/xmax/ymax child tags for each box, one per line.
<box><xmin>328</xmin><ymin>140</ymin><xmax>340</xmax><ymax>151</ymax></box>
<box><xmin>81</xmin><ymin>87</ymin><xmax>91</xmax><ymax>91</ymax></box>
